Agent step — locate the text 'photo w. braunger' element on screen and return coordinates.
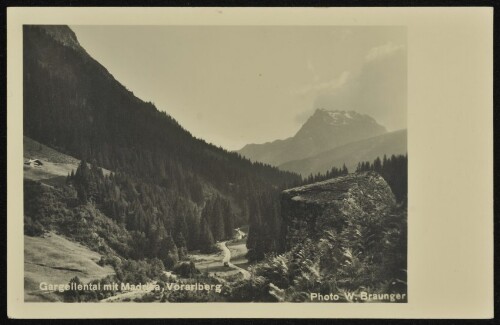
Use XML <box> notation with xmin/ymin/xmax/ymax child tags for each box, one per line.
<box><xmin>23</xmin><ymin>25</ymin><xmax>407</xmax><ymax>303</ymax></box>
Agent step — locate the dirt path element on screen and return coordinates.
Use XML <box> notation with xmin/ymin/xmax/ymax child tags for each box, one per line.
<box><xmin>217</xmin><ymin>241</ymin><xmax>251</xmax><ymax>280</ymax></box>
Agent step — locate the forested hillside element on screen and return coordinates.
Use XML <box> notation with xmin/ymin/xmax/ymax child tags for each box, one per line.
<box><xmin>23</xmin><ymin>25</ymin><xmax>408</xmax><ymax>303</ymax></box>
<box><xmin>231</xmin><ymin>172</ymin><xmax>407</xmax><ymax>302</ymax></box>
<box><xmin>279</xmin><ymin>129</ymin><xmax>407</xmax><ymax>177</ymax></box>
<box><xmin>24</xmin><ymin>25</ymin><xmax>300</xmax><ymax>265</ymax></box>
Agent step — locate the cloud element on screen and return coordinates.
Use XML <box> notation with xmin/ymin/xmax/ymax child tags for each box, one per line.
<box><xmin>365</xmin><ymin>42</ymin><xmax>404</xmax><ymax>62</ymax></box>
<box><xmin>293</xmin><ymin>42</ymin><xmax>406</xmax><ymax>130</ymax></box>
<box><xmin>313</xmin><ymin>46</ymin><xmax>406</xmax><ymax>130</ymax></box>
<box><xmin>293</xmin><ymin>70</ymin><xmax>351</xmax><ymax>96</ymax></box>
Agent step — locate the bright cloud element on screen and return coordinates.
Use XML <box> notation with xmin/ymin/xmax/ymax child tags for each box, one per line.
<box><xmin>293</xmin><ymin>70</ymin><xmax>351</xmax><ymax>96</ymax></box>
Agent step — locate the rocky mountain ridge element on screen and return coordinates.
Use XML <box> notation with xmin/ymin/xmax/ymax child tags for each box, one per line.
<box><xmin>238</xmin><ymin>108</ymin><xmax>387</xmax><ymax>166</ymax></box>
<box><xmin>279</xmin><ymin>129</ymin><xmax>407</xmax><ymax>176</ymax></box>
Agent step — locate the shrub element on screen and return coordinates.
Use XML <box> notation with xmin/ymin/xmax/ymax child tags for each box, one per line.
<box><xmin>173</xmin><ymin>261</ymin><xmax>199</xmax><ymax>278</ymax></box>
<box><xmin>24</xmin><ymin>216</ymin><xmax>45</xmax><ymax>236</ymax></box>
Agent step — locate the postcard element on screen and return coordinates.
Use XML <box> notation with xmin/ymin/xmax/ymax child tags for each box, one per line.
<box><xmin>6</xmin><ymin>6</ymin><xmax>493</xmax><ymax>319</ymax></box>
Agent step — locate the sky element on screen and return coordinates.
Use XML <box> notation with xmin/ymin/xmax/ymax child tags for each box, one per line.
<box><xmin>71</xmin><ymin>26</ymin><xmax>406</xmax><ymax>151</ymax></box>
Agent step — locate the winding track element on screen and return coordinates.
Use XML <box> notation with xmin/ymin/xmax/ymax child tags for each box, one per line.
<box><xmin>217</xmin><ymin>241</ymin><xmax>251</xmax><ymax>280</ymax></box>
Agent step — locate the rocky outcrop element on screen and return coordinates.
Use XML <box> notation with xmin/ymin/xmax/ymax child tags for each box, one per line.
<box><xmin>281</xmin><ymin>171</ymin><xmax>396</xmax><ymax>248</ymax></box>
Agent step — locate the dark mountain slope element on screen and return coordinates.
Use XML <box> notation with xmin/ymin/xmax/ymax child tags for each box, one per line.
<box><xmin>237</xmin><ymin>109</ymin><xmax>387</xmax><ymax>166</ymax></box>
<box><xmin>23</xmin><ymin>25</ymin><xmax>301</xmax><ymax>264</ymax></box>
<box><xmin>24</xmin><ymin>25</ymin><xmax>300</xmax><ymax>197</ymax></box>
<box><xmin>279</xmin><ymin>129</ymin><xmax>407</xmax><ymax>176</ymax></box>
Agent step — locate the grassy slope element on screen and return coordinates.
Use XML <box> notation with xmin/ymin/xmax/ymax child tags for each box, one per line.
<box><xmin>24</xmin><ymin>136</ymin><xmax>110</xmax><ymax>187</ymax></box>
<box><xmin>23</xmin><ymin>136</ymin><xmax>251</xmax><ymax>298</ymax></box>
<box><xmin>24</xmin><ymin>136</ymin><xmax>81</xmax><ymax>164</ymax></box>
<box><xmin>24</xmin><ymin>233</ymin><xmax>115</xmax><ymax>302</ymax></box>
<box><xmin>24</xmin><ymin>138</ymin><xmax>118</xmax><ymax>301</ymax></box>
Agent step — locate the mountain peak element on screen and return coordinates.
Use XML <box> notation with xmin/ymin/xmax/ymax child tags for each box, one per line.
<box><xmin>238</xmin><ymin>109</ymin><xmax>387</xmax><ymax>166</ymax></box>
<box><xmin>30</xmin><ymin>25</ymin><xmax>83</xmax><ymax>51</ymax></box>
<box><xmin>312</xmin><ymin>108</ymin><xmax>363</xmax><ymax>126</ymax></box>
<box><xmin>300</xmin><ymin>108</ymin><xmax>384</xmax><ymax>133</ymax></box>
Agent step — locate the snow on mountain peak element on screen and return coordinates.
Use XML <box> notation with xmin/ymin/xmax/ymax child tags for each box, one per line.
<box><xmin>315</xmin><ymin>109</ymin><xmax>360</xmax><ymax>126</ymax></box>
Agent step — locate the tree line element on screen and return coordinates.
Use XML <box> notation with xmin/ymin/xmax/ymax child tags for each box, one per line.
<box><xmin>356</xmin><ymin>154</ymin><xmax>408</xmax><ymax>204</ymax></box>
<box><xmin>23</xmin><ymin>25</ymin><xmax>408</xmax><ymax>268</ymax></box>
<box><xmin>64</xmin><ymin>159</ymin><xmax>251</xmax><ymax>266</ymax></box>
<box><xmin>24</xmin><ymin>25</ymin><xmax>300</xmax><ymax>264</ymax></box>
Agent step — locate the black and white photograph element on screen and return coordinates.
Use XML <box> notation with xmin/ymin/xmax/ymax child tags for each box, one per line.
<box><xmin>22</xmin><ymin>24</ymin><xmax>408</xmax><ymax>303</ymax></box>
<box><xmin>6</xmin><ymin>6</ymin><xmax>493</xmax><ymax>319</ymax></box>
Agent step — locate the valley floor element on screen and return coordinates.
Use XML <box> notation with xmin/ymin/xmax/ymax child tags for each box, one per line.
<box><xmin>23</xmin><ymin>136</ymin><xmax>255</xmax><ymax>302</ymax></box>
<box><xmin>99</xmin><ymin>231</ymin><xmax>250</xmax><ymax>302</ymax></box>
<box><xmin>188</xmin><ymin>230</ymin><xmax>249</xmax><ymax>281</ymax></box>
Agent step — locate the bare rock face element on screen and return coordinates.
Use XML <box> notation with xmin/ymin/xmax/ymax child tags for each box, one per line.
<box><xmin>281</xmin><ymin>171</ymin><xmax>396</xmax><ymax>248</ymax></box>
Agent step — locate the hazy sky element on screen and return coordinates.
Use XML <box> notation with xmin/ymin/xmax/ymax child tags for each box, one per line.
<box><xmin>71</xmin><ymin>26</ymin><xmax>406</xmax><ymax>150</ymax></box>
